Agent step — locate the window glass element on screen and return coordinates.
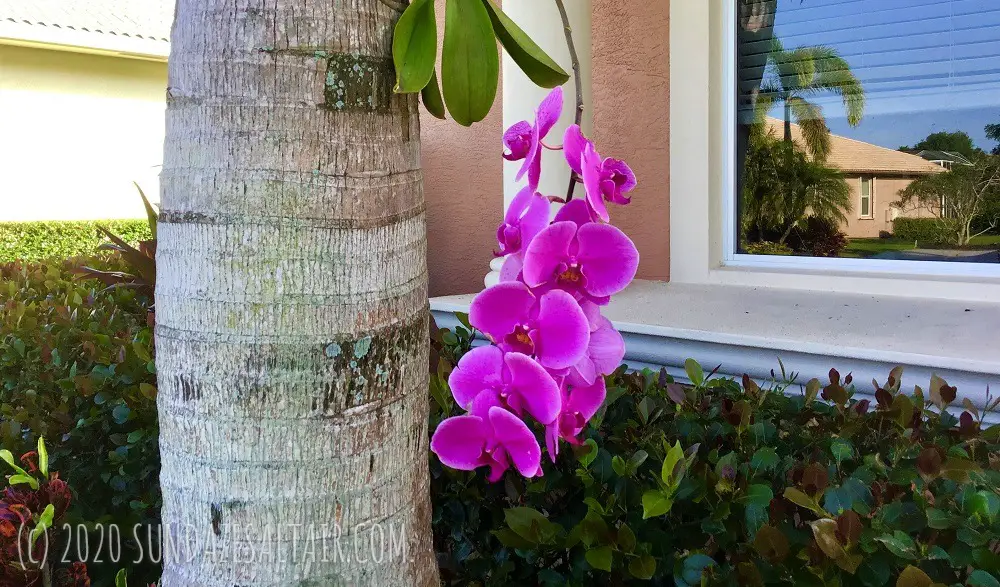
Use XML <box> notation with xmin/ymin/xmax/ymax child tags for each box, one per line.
<box><xmin>860</xmin><ymin>177</ymin><xmax>872</xmax><ymax>217</ymax></box>
<box><xmin>736</xmin><ymin>0</ymin><xmax>1000</xmax><ymax>262</ymax></box>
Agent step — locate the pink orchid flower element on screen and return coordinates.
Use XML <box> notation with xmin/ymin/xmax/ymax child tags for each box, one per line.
<box><xmin>545</xmin><ymin>377</ymin><xmax>607</xmax><ymax>460</ymax></box>
<box><xmin>502</xmin><ymin>87</ymin><xmax>564</xmax><ymax>190</ymax></box>
<box><xmin>522</xmin><ymin>221</ymin><xmax>640</xmax><ymax>302</ymax></box>
<box><xmin>496</xmin><ymin>186</ymin><xmax>550</xmax><ymax>258</ymax></box>
<box><xmin>470</xmin><ymin>282</ymin><xmax>590</xmax><ymax>370</ymax></box>
<box><xmin>449</xmin><ymin>346</ymin><xmax>562</xmax><ymax>425</ymax></box>
<box><xmin>553</xmin><ymin>198</ymin><xmax>595</xmax><ymax>226</ymax></box>
<box><xmin>564</xmin><ymin>125</ymin><xmax>637</xmax><ymax>222</ymax></box>
<box><xmin>431</xmin><ymin>406</ymin><xmax>542</xmax><ymax>482</ymax></box>
<box><xmin>567</xmin><ymin>310</ymin><xmax>625</xmax><ymax>388</ymax></box>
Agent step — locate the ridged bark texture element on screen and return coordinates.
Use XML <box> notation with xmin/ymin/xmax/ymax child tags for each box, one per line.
<box><xmin>156</xmin><ymin>1</ymin><xmax>437</xmax><ymax>584</ymax></box>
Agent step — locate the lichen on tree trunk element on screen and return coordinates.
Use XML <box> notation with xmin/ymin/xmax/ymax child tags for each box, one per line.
<box><xmin>156</xmin><ymin>1</ymin><xmax>438</xmax><ymax>584</ymax></box>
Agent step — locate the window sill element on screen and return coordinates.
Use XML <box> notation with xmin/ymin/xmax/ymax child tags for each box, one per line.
<box><xmin>430</xmin><ymin>280</ymin><xmax>1000</xmax><ymax>421</ymax></box>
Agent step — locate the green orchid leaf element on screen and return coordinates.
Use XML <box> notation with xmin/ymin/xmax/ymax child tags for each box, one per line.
<box><xmin>442</xmin><ymin>0</ymin><xmax>499</xmax><ymax>126</ymax></box>
<box><xmin>393</xmin><ymin>0</ymin><xmax>438</xmax><ymax>93</ymax></box>
<box><xmin>480</xmin><ymin>0</ymin><xmax>569</xmax><ymax>88</ymax></box>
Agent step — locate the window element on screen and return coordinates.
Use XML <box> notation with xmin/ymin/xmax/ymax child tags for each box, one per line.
<box><xmin>732</xmin><ymin>0</ymin><xmax>1000</xmax><ymax>265</ymax></box>
<box><xmin>859</xmin><ymin>177</ymin><xmax>873</xmax><ymax>219</ymax></box>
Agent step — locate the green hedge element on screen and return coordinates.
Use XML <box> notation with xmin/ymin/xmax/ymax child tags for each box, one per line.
<box><xmin>432</xmin><ymin>328</ymin><xmax>1000</xmax><ymax>585</ymax></box>
<box><xmin>891</xmin><ymin>217</ymin><xmax>954</xmax><ymax>245</ymax></box>
<box><xmin>0</xmin><ymin>219</ymin><xmax>151</xmax><ymax>262</ymax></box>
<box><xmin>0</xmin><ymin>256</ymin><xmax>160</xmax><ymax>584</ymax></box>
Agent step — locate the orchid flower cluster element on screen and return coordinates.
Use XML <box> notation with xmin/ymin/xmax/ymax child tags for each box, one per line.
<box><xmin>430</xmin><ymin>87</ymin><xmax>640</xmax><ymax>482</ymax></box>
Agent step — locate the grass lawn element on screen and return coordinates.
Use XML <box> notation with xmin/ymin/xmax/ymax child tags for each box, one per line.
<box><xmin>844</xmin><ymin>234</ymin><xmax>1000</xmax><ymax>258</ymax></box>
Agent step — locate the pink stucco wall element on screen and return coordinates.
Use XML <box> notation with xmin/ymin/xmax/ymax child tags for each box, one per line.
<box><xmin>422</xmin><ymin>2</ymin><xmax>671</xmax><ymax>295</ymax></box>
<box><xmin>422</xmin><ymin>97</ymin><xmax>503</xmax><ymax>297</ymax></box>
<box><xmin>592</xmin><ymin>0</ymin><xmax>670</xmax><ymax>282</ymax></box>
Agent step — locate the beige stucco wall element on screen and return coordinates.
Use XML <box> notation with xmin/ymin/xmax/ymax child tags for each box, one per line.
<box><xmin>840</xmin><ymin>175</ymin><xmax>930</xmax><ymax>239</ymax></box>
<box><xmin>423</xmin><ymin>0</ymin><xmax>672</xmax><ymax>295</ymax></box>
<box><xmin>0</xmin><ymin>45</ymin><xmax>166</xmax><ymax>221</ymax></box>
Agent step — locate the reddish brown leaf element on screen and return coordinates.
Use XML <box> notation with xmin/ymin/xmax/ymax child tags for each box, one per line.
<box><xmin>835</xmin><ymin>511</ymin><xmax>863</xmax><ymax>544</ymax></box>
<box><xmin>916</xmin><ymin>447</ymin><xmax>944</xmax><ymax>480</ymax></box>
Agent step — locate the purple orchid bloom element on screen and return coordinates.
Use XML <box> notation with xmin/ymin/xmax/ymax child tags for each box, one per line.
<box><xmin>496</xmin><ymin>186</ymin><xmax>550</xmax><ymax>257</ymax></box>
<box><xmin>564</xmin><ymin>125</ymin><xmax>637</xmax><ymax>222</ymax></box>
<box><xmin>545</xmin><ymin>377</ymin><xmax>607</xmax><ymax>460</ymax></box>
<box><xmin>502</xmin><ymin>87</ymin><xmax>564</xmax><ymax>190</ymax></box>
<box><xmin>502</xmin><ymin>121</ymin><xmax>533</xmax><ymax>161</ymax></box>
<box><xmin>567</xmin><ymin>311</ymin><xmax>625</xmax><ymax>387</ymax></box>
<box><xmin>449</xmin><ymin>346</ymin><xmax>562</xmax><ymax>425</ymax></box>
<box><xmin>553</xmin><ymin>198</ymin><xmax>594</xmax><ymax>226</ymax></box>
<box><xmin>470</xmin><ymin>281</ymin><xmax>590</xmax><ymax>370</ymax></box>
<box><xmin>431</xmin><ymin>406</ymin><xmax>542</xmax><ymax>481</ymax></box>
<box><xmin>522</xmin><ymin>221</ymin><xmax>639</xmax><ymax>302</ymax></box>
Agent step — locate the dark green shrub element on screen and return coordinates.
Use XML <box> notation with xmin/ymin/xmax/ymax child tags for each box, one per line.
<box><xmin>430</xmin><ymin>332</ymin><xmax>1000</xmax><ymax>586</ymax></box>
<box><xmin>892</xmin><ymin>218</ymin><xmax>954</xmax><ymax>245</ymax></box>
<box><xmin>0</xmin><ymin>256</ymin><xmax>159</xmax><ymax>584</ymax></box>
<box><xmin>0</xmin><ymin>220</ymin><xmax>151</xmax><ymax>262</ymax></box>
<box><xmin>742</xmin><ymin>241</ymin><xmax>794</xmax><ymax>256</ymax></box>
<box><xmin>789</xmin><ymin>216</ymin><xmax>848</xmax><ymax>257</ymax></box>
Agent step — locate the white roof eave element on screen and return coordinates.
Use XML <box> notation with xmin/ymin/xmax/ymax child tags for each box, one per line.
<box><xmin>0</xmin><ymin>20</ymin><xmax>168</xmax><ymax>61</ymax></box>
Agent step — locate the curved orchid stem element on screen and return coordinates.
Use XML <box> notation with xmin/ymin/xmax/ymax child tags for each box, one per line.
<box><xmin>555</xmin><ymin>0</ymin><xmax>584</xmax><ymax>202</ymax></box>
<box><xmin>541</xmin><ymin>142</ymin><xmax>564</xmax><ymax>151</ymax></box>
<box><xmin>378</xmin><ymin>0</ymin><xmax>407</xmax><ymax>12</ymax></box>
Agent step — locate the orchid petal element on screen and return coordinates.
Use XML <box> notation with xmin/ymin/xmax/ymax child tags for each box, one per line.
<box><xmin>505</xmin><ymin>352</ymin><xmax>561</xmax><ymax>424</ymax></box>
<box><xmin>587</xmin><ymin>316</ymin><xmax>626</xmax><ymax>377</ymax></box>
<box><xmin>527</xmin><ymin>150</ymin><xmax>543</xmax><ymax>191</ymax></box>
<box><xmin>503</xmin><ymin>121</ymin><xmax>532</xmax><ymax>161</ymax></box>
<box><xmin>532</xmin><ymin>289</ymin><xmax>590</xmax><ymax>370</ymax></box>
<box><xmin>499</xmin><ymin>254</ymin><xmax>523</xmax><ymax>282</ymax></box>
<box><xmin>581</xmin><ymin>143</ymin><xmax>609</xmax><ymax>222</ymax></box>
<box><xmin>563</xmin><ymin>124</ymin><xmax>589</xmax><ymax>175</ymax></box>
<box><xmin>553</xmin><ymin>199</ymin><xmax>593</xmax><ymax>227</ymax></box>
<box><xmin>577</xmin><ymin>223</ymin><xmax>639</xmax><ymax>297</ymax></box>
<box><xmin>569</xmin><ymin>354</ymin><xmax>599</xmax><ymax>387</ymax></box>
<box><xmin>489</xmin><ymin>407</ymin><xmax>542</xmax><ymax>478</ymax></box>
<box><xmin>519</xmin><ymin>193</ymin><xmax>550</xmax><ymax>250</ymax></box>
<box><xmin>522</xmin><ymin>221</ymin><xmax>577</xmax><ymax>289</ymax></box>
<box><xmin>487</xmin><ymin>448</ymin><xmax>510</xmax><ymax>482</ymax></box>
<box><xmin>448</xmin><ymin>346</ymin><xmax>504</xmax><ymax>409</ymax></box>
<box><xmin>535</xmin><ymin>86</ymin><xmax>564</xmax><ymax>139</ymax></box>
<box><xmin>504</xmin><ymin>186</ymin><xmax>535</xmax><ymax>224</ymax></box>
<box><xmin>470</xmin><ymin>282</ymin><xmax>535</xmax><ymax>342</ymax></box>
<box><xmin>468</xmin><ymin>389</ymin><xmax>503</xmax><ymax>418</ymax></box>
<box><xmin>516</xmin><ymin>121</ymin><xmax>541</xmax><ymax>183</ymax></box>
<box><xmin>545</xmin><ymin>423</ymin><xmax>560</xmax><ymax>462</ymax></box>
<box><xmin>430</xmin><ymin>415</ymin><xmax>489</xmax><ymax>470</ymax></box>
<box><xmin>567</xmin><ymin>377</ymin><xmax>607</xmax><ymax>422</ymax></box>
<box><xmin>498</xmin><ymin>187</ymin><xmax>550</xmax><ymax>256</ymax></box>
<box><xmin>579</xmin><ymin>299</ymin><xmax>603</xmax><ymax>328</ymax></box>
<box><xmin>602</xmin><ymin>157</ymin><xmax>637</xmax><ymax>200</ymax></box>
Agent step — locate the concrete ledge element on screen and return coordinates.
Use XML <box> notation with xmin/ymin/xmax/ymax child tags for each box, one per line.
<box><xmin>431</xmin><ymin>280</ymin><xmax>1000</xmax><ymax>421</ymax></box>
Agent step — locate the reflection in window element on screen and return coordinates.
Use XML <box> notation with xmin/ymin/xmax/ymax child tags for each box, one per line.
<box><xmin>736</xmin><ymin>0</ymin><xmax>1000</xmax><ymax>262</ymax></box>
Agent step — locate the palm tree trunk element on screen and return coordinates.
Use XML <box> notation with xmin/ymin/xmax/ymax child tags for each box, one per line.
<box><xmin>778</xmin><ymin>220</ymin><xmax>796</xmax><ymax>245</ymax></box>
<box><xmin>156</xmin><ymin>1</ymin><xmax>437</xmax><ymax>585</ymax></box>
<box><xmin>783</xmin><ymin>100</ymin><xmax>792</xmax><ymax>144</ymax></box>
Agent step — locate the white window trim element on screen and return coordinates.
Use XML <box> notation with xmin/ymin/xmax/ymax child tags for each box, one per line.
<box><xmin>859</xmin><ymin>177</ymin><xmax>874</xmax><ymax>220</ymax></box>
<box><xmin>669</xmin><ymin>0</ymin><xmax>1000</xmax><ymax>302</ymax></box>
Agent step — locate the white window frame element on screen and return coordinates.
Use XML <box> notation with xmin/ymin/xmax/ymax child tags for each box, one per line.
<box><xmin>669</xmin><ymin>0</ymin><xmax>1000</xmax><ymax>302</ymax></box>
<box><xmin>859</xmin><ymin>177</ymin><xmax>874</xmax><ymax>219</ymax></box>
